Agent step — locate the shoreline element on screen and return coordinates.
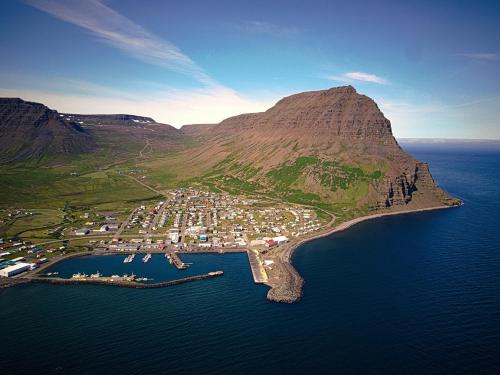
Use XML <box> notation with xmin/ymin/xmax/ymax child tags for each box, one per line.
<box><xmin>1</xmin><ymin>204</ymin><xmax>461</xmax><ymax>302</ymax></box>
<box><xmin>264</xmin><ymin>203</ymin><xmax>462</xmax><ymax>303</ymax></box>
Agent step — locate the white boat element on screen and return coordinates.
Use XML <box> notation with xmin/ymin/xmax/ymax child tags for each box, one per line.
<box><xmin>142</xmin><ymin>253</ymin><xmax>152</xmax><ymax>263</ymax></box>
<box><xmin>123</xmin><ymin>254</ymin><xmax>136</xmax><ymax>263</ymax></box>
<box><xmin>71</xmin><ymin>272</ymin><xmax>87</xmax><ymax>279</ymax></box>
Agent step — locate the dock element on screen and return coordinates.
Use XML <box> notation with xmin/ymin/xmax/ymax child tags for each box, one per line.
<box><xmin>247</xmin><ymin>250</ymin><xmax>268</xmax><ymax>283</ymax></box>
<box><xmin>166</xmin><ymin>251</ymin><xmax>188</xmax><ymax>270</ymax></box>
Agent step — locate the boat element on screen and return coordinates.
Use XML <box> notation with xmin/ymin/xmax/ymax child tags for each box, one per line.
<box><xmin>71</xmin><ymin>272</ymin><xmax>87</xmax><ymax>279</ymax></box>
<box><xmin>142</xmin><ymin>253</ymin><xmax>152</xmax><ymax>263</ymax></box>
<box><xmin>90</xmin><ymin>271</ymin><xmax>101</xmax><ymax>278</ymax></box>
<box><xmin>123</xmin><ymin>254</ymin><xmax>136</xmax><ymax>263</ymax></box>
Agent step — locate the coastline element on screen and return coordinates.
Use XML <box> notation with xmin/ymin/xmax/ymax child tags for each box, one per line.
<box><xmin>264</xmin><ymin>203</ymin><xmax>462</xmax><ymax>303</ymax></box>
<box><xmin>1</xmin><ymin>204</ymin><xmax>462</xmax><ymax>302</ymax></box>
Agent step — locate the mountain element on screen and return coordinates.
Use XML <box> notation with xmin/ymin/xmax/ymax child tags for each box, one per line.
<box><xmin>180</xmin><ymin>86</ymin><xmax>459</xmax><ymax>214</ymax></box>
<box><xmin>64</xmin><ymin>113</ymin><xmax>183</xmax><ymax>157</ymax></box>
<box><xmin>180</xmin><ymin>123</ymin><xmax>216</xmax><ymax>137</ymax></box>
<box><xmin>63</xmin><ymin>114</ymin><xmax>157</xmax><ymax>126</ymax></box>
<box><xmin>0</xmin><ymin>87</ymin><xmax>459</xmax><ymax>215</ymax></box>
<box><xmin>0</xmin><ymin>98</ymin><xmax>95</xmax><ymax>164</ymax></box>
<box><xmin>0</xmin><ymin>98</ymin><xmax>184</xmax><ymax>165</ymax></box>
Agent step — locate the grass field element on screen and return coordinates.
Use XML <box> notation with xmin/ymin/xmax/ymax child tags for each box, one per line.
<box><xmin>0</xmin><ymin>143</ymin><xmax>388</xmax><ymax>245</ymax></box>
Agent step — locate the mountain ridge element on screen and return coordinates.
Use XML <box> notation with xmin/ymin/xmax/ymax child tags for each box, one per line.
<box><xmin>0</xmin><ymin>87</ymin><xmax>460</xmax><ymax>215</ymax></box>
<box><xmin>0</xmin><ymin>97</ymin><xmax>95</xmax><ymax>163</ymax></box>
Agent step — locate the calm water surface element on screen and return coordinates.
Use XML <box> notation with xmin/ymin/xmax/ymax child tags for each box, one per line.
<box><xmin>1</xmin><ymin>143</ymin><xmax>499</xmax><ymax>374</ymax></box>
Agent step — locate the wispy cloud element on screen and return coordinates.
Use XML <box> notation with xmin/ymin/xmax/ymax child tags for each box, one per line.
<box><xmin>18</xmin><ymin>1</ymin><xmax>288</xmax><ymax>125</ymax></box>
<box><xmin>455</xmin><ymin>53</ymin><xmax>500</xmax><ymax>62</ymax></box>
<box><xmin>26</xmin><ymin>0</ymin><xmax>217</xmax><ymax>86</ymax></box>
<box><xmin>232</xmin><ymin>20</ymin><xmax>300</xmax><ymax>37</ymax></box>
<box><xmin>325</xmin><ymin>71</ymin><xmax>388</xmax><ymax>84</ymax></box>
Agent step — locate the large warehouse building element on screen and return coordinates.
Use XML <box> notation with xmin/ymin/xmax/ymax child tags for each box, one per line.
<box><xmin>0</xmin><ymin>262</ymin><xmax>30</xmax><ymax>277</ymax></box>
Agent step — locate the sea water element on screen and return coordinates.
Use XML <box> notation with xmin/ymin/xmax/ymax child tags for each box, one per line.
<box><xmin>1</xmin><ymin>142</ymin><xmax>499</xmax><ymax>374</ymax></box>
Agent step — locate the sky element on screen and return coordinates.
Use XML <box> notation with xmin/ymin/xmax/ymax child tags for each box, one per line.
<box><xmin>1</xmin><ymin>0</ymin><xmax>500</xmax><ymax>139</ymax></box>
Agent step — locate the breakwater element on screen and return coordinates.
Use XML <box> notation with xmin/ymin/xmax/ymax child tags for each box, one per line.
<box><xmin>264</xmin><ymin>204</ymin><xmax>461</xmax><ymax>303</ymax></box>
<box><xmin>30</xmin><ymin>271</ymin><xmax>223</xmax><ymax>288</ymax></box>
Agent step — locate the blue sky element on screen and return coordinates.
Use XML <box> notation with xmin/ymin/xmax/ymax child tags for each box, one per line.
<box><xmin>1</xmin><ymin>0</ymin><xmax>499</xmax><ymax>139</ymax></box>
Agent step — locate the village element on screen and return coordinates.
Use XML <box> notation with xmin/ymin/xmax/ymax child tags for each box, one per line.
<box><xmin>0</xmin><ymin>187</ymin><xmax>325</xmax><ymax>282</ymax></box>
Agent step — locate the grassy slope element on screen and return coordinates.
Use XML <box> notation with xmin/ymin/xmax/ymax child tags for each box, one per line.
<box><xmin>0</xmin><ymin>131</ymin><xmax>389</xmax><ymax>240</ymax></box>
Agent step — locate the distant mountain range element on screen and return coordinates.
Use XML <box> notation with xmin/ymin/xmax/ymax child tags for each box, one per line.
<box><xmin>0</xmin><ymin>86</ymin><xmax>461</xmax><ymax>213</ymax></box>
<box><xmin>398</xmin><ymin>138</ymin><xmax>500</xmax><ymax>143</ymax></box>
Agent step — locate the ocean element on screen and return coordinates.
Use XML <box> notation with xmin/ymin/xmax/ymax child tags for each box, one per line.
<box><xmin>1</xmin><ymin>142</ymin><xmax>499</xmax><ymax>374</ymax></box>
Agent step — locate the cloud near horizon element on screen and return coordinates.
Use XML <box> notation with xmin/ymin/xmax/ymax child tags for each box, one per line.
<box><xmin>0</xmin><ymin>79</ymin><xmax>282</xmax><ymax>127</ymax></box>
<box><xmin>455</xmin><ymin>53</ymin><xmax>500</xmax><ymax>62</ymax></box>
<box><xmin>326</xmin><ymin>71</ymin><xmax>388</xmax><ymax>84</ymax></box>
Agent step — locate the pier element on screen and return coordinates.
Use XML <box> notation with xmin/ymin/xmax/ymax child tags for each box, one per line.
<box><xmin>166</xmin><ymin>251</ymin><xmax>188</xmax><ymax>270</ymax></box>
<box><xmin>247</xmin><ymin>250</ymin><xmax>268</xmax><ymax>283</ymax></box>
<box><xmin>30</xmin><ymin>271</ymin><xmax>223</xmax><ymax>288</ymax></box>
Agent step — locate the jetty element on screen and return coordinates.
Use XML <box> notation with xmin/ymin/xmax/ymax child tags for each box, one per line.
<box><xmin>247</xmin><ymin>250</ymin><xmax>268</xmax><ymax>283</ymax></box>
<box><xmin>166</xmin><ymin>251</ymin><xmax>188</xmax><ymax>270</ymax></box>
<box><xmin>30</xmin><ymin>271</ymin><xmax>223</xmax><ymax>288</ymax></box>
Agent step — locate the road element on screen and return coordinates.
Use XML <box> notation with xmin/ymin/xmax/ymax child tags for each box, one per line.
<box><xmin>127</xmin><ymin>175</ymin><xmax>165</xmax><ymax>196</ymax></box>
<box><xmin>116</xmin><ymin>208</ymin><xmax>137</xmax><ymax>237</ymax></box>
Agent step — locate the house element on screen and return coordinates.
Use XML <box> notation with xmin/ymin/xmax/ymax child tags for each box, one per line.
<box><xmin>273</xmin><ymin>235</ymin><xmax>289</xmax><ymax>245</ymax></box>
<box><xmin>265</xmin><ymin>239</ymin><xmax>277</xmax><ymax>248</ymax></box>
<box><xmin>250</xmin><ymin>239</ymin><xmax>266</xmax><ymax>247</ymax></box>
<box><xmin>75</xmin><ymin>228</ymin><xmax>90</xmax><ymax>236</ymax></box>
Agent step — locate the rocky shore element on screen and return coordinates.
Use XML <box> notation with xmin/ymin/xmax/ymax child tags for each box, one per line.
<box><xmin>264</xmin><ymin>203</ymin><xmax>462</xmax><ymax>303</ymax></box>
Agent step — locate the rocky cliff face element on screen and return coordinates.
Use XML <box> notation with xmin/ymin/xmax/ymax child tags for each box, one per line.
<box><xmin>185</xmin><ymin>86</ymin><xmax>460</xmax><ymax>211</ymax></box>
<box><xmin>0</xmin><ymin>98</ymin><xmax>95</xmax><ymax>164</ymax></box>
<box><xmin>214</xmin><ymin>86</ymin><xmax>397</xmax><ymax>148</ymax></box>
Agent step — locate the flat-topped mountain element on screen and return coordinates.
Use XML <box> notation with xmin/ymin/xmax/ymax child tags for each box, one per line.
<box><xmin>0</xmin><ymin>99</ymin><xmax>183</xmax><ymax>164</ymax></box>
<box><xmin>63</xmin><ymin>113</ymin><xmax>157</xmax><ymax>126</ymax></box>
<box><xmin>216</xmin><ymin>85</ymin><xmax>394</xmax><ymax>144</ymax></box>
<box><xmin>0</xmin><ymin>98</ymin><xmax>95</xmax><ymax>164</ymax></box>
<box><xmin>0</xmin><ymin>87</ymin><xmax>459</xmax><ymax>214</ymax></box>
<box><xmin>182</xmin><ymin>86</ymin><xmax>459</xmax><ymax>212</ymax></box>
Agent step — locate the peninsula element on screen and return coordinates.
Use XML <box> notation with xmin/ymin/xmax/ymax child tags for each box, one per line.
<box><xmin>0</xmin><ymin>86</ymin><xmax>461</xmax><ymax>302</ymax></box>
